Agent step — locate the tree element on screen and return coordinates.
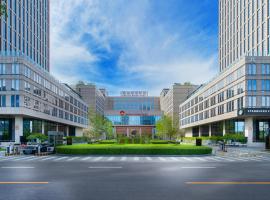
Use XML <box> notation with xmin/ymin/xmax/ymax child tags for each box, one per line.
<box><xmin>0</xmin><ymin>2</ymin><xmax>7</xmax><ymax>18</ymax></box>
<box><xmin>84</xmin><ymin>106</ymin><xmax>114</xmax><ymax>140</ymax></box>
<box><xmin>156</xmin><ymin>115</ymin><xmax>177</xmax><ymax>140</ymax></box>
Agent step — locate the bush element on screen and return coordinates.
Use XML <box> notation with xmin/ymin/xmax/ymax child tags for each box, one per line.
<box><xmin>223</xmin><ymin>134</ymin><xmax>247</xmax><ymax>143</ymax></box>
<box><xmin>67</xmin><ymin>136</ymin><xmax>88</xmax><ymax>144</ymax></box>
<box><xmin>150</xmin><ymin>140</ymin><xmax>177</xmax><ymax>144</ymax></box>
<box><xmin>56</xmin><ymin>144</ymin><xmax>212</xmax><ymax>155</ymax></box>
<box><xmin>98</xmin><ymin>140</ymin><xmax>117</xmax><ymax>144</ymax></box>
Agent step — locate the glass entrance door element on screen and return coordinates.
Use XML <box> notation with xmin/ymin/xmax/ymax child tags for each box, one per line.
<box><xmin>255</xmin><ymin>121</ymin><xmax>269</xmax><ymax>142</ymax></box>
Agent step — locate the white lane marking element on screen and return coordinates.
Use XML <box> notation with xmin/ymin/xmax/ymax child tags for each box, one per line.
<box><xmin>40</xmin><ymin>156</ymin><xmax>57</xmax><ymax>161</ymax></box>
<box><xmin>133</xmin><ymin>157</ymin><xmax>140</xmax><ymax>161</ymax></box>
<box><xmin>66</xmin><ymin>157</ymin><xmax>80</xmax><ymax>161</ymax></box>
<box><xmin>93</xmin><ymin>157</ymin><xmax>103</xmax><ymax>161</ymax></box>
<box><xmin>158</xmin><ymin>157</ymin><xmax>167</xmax><ymax>162</ymax></box>
<box><xmin>120</xmin><ymin>157</ymin><xmax>127</xmax><ymax>161</ymax></box>
<box><xmin>88</xmin><ymin>166</ymin><xmax>122</xmax><ymax>169</ymax></box>
<box><xmin>53</xmin><ymin>157</ymin><xmax>68</xmax><ymax>161</ymax></box>
<box><xmin>1</xmin><ymin>166</ymin><xmax>35</xmax><ymax>169</ymax></box>
<box><xmin>181</xmin><ymin>166</ymin><xmax>216</xmax><ymax>169</ymax></box>
<box><xmin>81</xmin><ymin>157</ymin><xmax>92</xmax><ymax>161</ymax></box>
<box><xmin>107</xmin><ymin>157</ymin><xmax>115</xmax><ymax>161</ymax></box>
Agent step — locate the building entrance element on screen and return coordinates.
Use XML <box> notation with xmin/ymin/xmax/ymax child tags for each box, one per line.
<box><xmin>254</xmin><ymin>120</ymin><xmax>270</xmax><ymax>142</ymax></box>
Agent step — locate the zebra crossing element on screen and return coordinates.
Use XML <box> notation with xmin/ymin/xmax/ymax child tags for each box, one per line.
<box><xmin>1</xmin><ymin>155</ymin><xmax>270</xmax><ymax>163</ymax></box>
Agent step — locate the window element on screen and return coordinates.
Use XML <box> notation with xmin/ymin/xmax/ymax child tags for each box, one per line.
<box><xmin>226</xmin><ymin>101</ymin><xmax>234</xmax><ymax>112</ymax></box>
<box><xmin>247</xmin><ymin>80</ymin><xmax>257</xmax><ymax>91</ymax></box>
<box><xmin>0</xmin><ymin>64</ymin><xmax>6</xmax><ymax>74</ymax></box>
<box><xmin>247</xmin><ymin>64</ymin><xmax>256</xmax><ymax>75</ymax></box>
<box><xmin>237</xmin><ymin>97</ymin><xmax>244</xmax><ymax>109</ymax></box>
<box><xmin>248</xmin><ymin>96</ymin><xmax>257</xmax><ymax>107</ymax></box>
<box><xmin>261</xmin><ymin>80</ymin><xmax>270</xmax><ymax>91</ymax></box>
<box><xmin>12</xmin><ymin>64</ymin><xmax>19</xmax><ymax>74</ymax></box>
<box><xmin>11</xmin><ymin>80</ymin><xmax>20</xmax><ymax>91</ymax></box>
<box><xmin>262</xmin><ymin>64</ymin><xmax>270</xmax><ymax>75</ymax></box>
<box><xmin>0</xmin><ymin>95</ymin><xmax>6</xmax><ymax>107</ymax></box>
<box><xmin>0</xmin><ymin>79</ymin><xmax>6</xmax><ymax>91</ymax></box>
<box><xmin>262</xmin><ymin>96</ymin><xmax>270</xmax><ymax>107</ymax></box>
<box><xmin>24</xmin><ymin>81</ymin><xmax>31</xmax><ymax>92</ymax></box>
<box><xmin>11</xmin><ymin>95</ymin><xmax>20</xmax><ymax>107</ymax></box>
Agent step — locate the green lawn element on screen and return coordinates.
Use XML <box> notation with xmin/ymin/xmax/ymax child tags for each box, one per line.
<box><xmin>56</xmin><ymin>144</ymin><xmax>212</xmax><ymax>155</ymax></box>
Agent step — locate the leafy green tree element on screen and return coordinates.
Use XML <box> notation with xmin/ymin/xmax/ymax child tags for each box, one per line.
<box><xmin>0</xmin><ymin>2</ymin><xmax>7</xmax><ymax>18</ymax></box>
<box><xmin>84</xmin><ymin>106</ymin><xmax>114</xmax><ymax>140</ymax></box>
<box><xmin>27</xmin><ymin>133</ymin><xmax>48</xmax><ymax>143</ymax></box>
<box><xmin>156</xmin><ymin>115</ymin><xmax>177</xmax><ymax>140</ymax></box>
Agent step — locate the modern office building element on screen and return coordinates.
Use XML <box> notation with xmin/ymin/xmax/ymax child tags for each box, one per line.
<box><xmin>160</xmin><ymin>83</ymin><xmax>198</xmax><ymax>127</ymax></box>
<box><xmin>105</xmin><ymin>91</ymin><xmax>162</xmax><ymax>137</ymax></box>
<box><xmin>219</xmin><ymin>0</ymin><xmax>270</xmax><ymax>71</ymax></box>
<box><xmin>75</xmin><ymin>83</ymin><xmax>107</xmax><ymax>116</ymax></box>
<box><xmin>180</xmin><ymin>0</ymin><xmax>270</xmax><ymax>146</ymax></box>
<box><xmin>0</xmin><ymin>1</ymin><xmax>88</xmax><ymax>144</ymax></box>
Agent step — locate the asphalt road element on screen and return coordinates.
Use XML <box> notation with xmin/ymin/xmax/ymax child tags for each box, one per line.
<box><xmin>0</xmin><ymin>160</ymin><xmax>270</xmax><ymax>200</ymax></box>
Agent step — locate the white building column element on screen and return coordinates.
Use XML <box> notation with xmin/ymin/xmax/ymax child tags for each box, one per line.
<box><xmin>209</xmin><ymin>124</ymin><xmax>212</xmax><ymax>137</ymax></box>
<box><xmin>41</xmin><ymin>121</ymin><xmax>45</xmax><ymax>135</ymax></box>
<box><xmin>127</xmin><ymin>127</ymin><xmax>129</xmax><ymax>137</ymax></box>
<box><xmin>223</xmin><ymin>121</ymin><xmax>226</xmax><ymax>136</ymax></box>
<box><xmin>198</xmin><ymin>126</ymin><xmax>201</xmax><ymax>137</ymax></box>
<box><xmin>15</xmin><ymin>116</ymin><xmax>23</xmax><ymax>143</ymax></box>
<box><xmin>245</xmin><ymin>117</ymin><xmax>254</xmax><ymax>144</ymax></box>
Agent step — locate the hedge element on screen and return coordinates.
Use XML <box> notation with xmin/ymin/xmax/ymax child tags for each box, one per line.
<box><xmin>56</xmin><ymin>144</ymin><xmax>212</xmax><ymax>155</ymax></box>
<box><xmin>98</xmin><ymin>140</ymin><xmax>117</xmax><ymax>144</ymax></box>
<box><xmin>150</xmin><ymin>140</ymin><xmax>177</xmax><ymax>144</ymax></box>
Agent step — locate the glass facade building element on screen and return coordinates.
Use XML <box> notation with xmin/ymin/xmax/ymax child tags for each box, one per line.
<box><xmin>0</xmin><ymin>1</ymin><xmax>88</xmax><ymax>143</ymax></box>
<box><xmin>0</xmin><ymin>0</ymin><xmax>50</xmax><ymax>72</ymax></box>
<box><xmin>105</xmin><ymin>93</ymin><xmax>162</xmax><ymax>136</ymax></box>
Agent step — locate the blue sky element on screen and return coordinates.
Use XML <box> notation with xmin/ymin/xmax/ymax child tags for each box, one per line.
<box><xmin>50</xmin><ymin>0</ymin><xmax>219</xmax><ymax>95</ymax></box>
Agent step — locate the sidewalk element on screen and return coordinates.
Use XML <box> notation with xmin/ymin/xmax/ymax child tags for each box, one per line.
<box><xmin>213</xmin><ymin>145</ymin><xmax>270</xmax><ymax>158</ymax></box>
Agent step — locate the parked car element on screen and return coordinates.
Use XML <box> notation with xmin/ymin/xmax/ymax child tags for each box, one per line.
<box><xmin>22</xmin><ymin>145</ymin><xmax>38</xmax><ymax>155</ymax></box>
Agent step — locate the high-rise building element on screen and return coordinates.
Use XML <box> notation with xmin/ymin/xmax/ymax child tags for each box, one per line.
<box><xmin>160</xmin><ymin>83</ymin><xmax>198</xmax><ymax>127</ymax></box>
<box><xmin>105</xmin><ymin>91</ymin><xmax>162</xmax><ymax>137</ymax></box>
<box><xmin>179</xmin><ymin>0</ymin><xmax>270</xmax><ymax>146</ymax></box>
<box><xmin>0</xmin><ymin>0</ymin><xmax>50</xmax><ymax>72</ymax></box>
<box><xmin>219</xmin><ymin>0</ymin><xmax>270</xmax><ymax>71</ymax></box>
<box><xmin>0</xmin><ymin>1</ymin><xmax>88</xmax><ymax>144</ymax></box>
<box><xmin>75</xmin><ymin>83</ymin><xmax>107</xmax><ymax>116</ymax></box>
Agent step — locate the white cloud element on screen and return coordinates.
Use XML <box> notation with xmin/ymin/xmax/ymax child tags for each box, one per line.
<box><xmin>50</xmin><ymin>0</ymin><xmax>218</xmax><ymax>95</ymax></box>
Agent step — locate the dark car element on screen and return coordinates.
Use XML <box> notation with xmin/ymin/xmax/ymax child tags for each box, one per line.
<box><xmin>22</xmin><ymin>146</ymin><xmax>37</xmax><ymax>155</ymax></box>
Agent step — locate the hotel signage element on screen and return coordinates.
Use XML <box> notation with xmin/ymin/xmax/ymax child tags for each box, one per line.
<box><xmin>238</xmin><ymin>108</ymin><xmax>270</xmax><ymax>116</ymax></box>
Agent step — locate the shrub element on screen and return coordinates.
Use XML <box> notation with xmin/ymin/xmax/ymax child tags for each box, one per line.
<box><xmin>150</xmin><ymin>140</ymin><xmax>177</xmax><ymax>144</ymax></box>
<box><xmin>67</xmin><ymin>136</ymin><xmax>88</xmax><ymax>144</ymax></box>
<box><xmin>56</xmin><ymin>144</ymin><xmax>212</xmax><ymax>155</ymax></box>
<box><xmin>98</xmin><ymin>140</ymin><xmax>117</xmax><ymax>144</ymax></box>
<box><xmin>223</xmin><ymin>134</ymin><xmax>247</xmax><ymax>143</ymax></box>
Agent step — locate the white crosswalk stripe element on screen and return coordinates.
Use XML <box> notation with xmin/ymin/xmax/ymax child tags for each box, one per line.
<box><xmin>81</xmin><ymin>157</ymin><xmax>92</xmax><ymax>161</ymax></box>
<box><xmin>107</xmin><ymin>157</ymin><xmax>115</xmax><ymax>161</ymax></box>
<box><xmin>93</xmin><ymin>157</ymin><xmax>103</xmax><ymax>161</ymax></box>
<box><xmin>53</xmin><ymin>156</ymin><xmax>68</xmax><ymax>161</ymax></box>
<box><xmin>120</xmin><ymin>157</ymin><xmax>127</xmax><ymax>161</ymax></box>
<box><xmin>1</xmin><ymin>155</ymin><xmax>270</xmax><ymax>163</ymax></box>
<box><xmin>66</xmin><ymin>157</ymin><xmax>80</xmax><ymax>161</ymax></box>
